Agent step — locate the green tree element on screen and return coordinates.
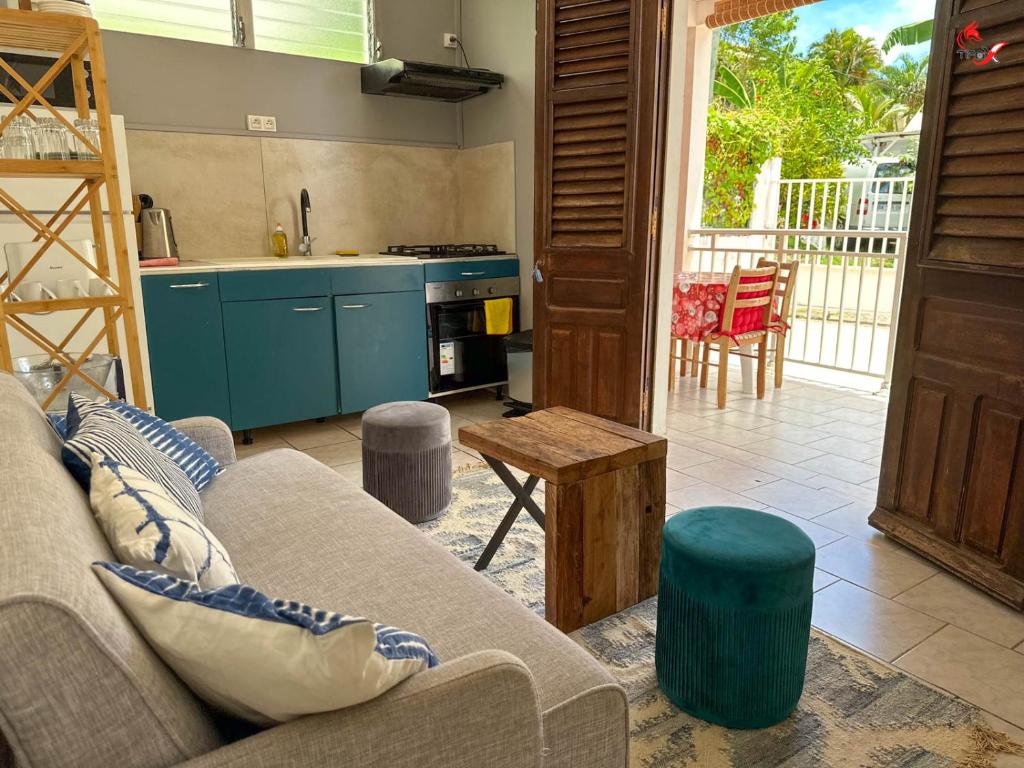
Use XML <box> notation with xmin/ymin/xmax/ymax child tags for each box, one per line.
<box><xmin>809</xmin><ymin>28</ymin><xmax>883</xmax><ymax>87</ymax></box>
<box><xmin>878</xmin><ymin>54</ymin><xmax>928</xmax><ymax>117</ymax></box>
<box><xmin>881</xmin><ymin>19</ymin><xmax>933</xmax><ymax>53</ymax></box>
<box><xmin>847</xmin><ymin>85</ymin><xmax>908</xmax><ymax>132</ymax></box>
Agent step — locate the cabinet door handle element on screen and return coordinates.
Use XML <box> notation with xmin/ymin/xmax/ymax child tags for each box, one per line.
<box><xmin>461</xmin><ymin>271</ymin><xmax>485</xmax><ymax>276</ymax></box>
<box><xmin>292</xmin><ymin>307</ymin><xmax>323</xmax><ymax>312</ymax></box>
<box><xmin>169</xmin><ymin>282</ymin><xmax>209</xmax><ymax>289</ymax></box>
<box><xmin>340</xmin><ymin>304</ymin><xmax>371</xmax><ymax>309</ymax></box>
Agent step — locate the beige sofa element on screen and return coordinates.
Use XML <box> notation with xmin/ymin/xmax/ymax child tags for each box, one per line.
<box><xmin>0</xmin><ymin>373</ymin><xmax>628</xmax><ymax>768</ymax></box>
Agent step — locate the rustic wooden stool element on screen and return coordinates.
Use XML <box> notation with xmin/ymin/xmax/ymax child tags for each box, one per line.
<box><xmin>459</xmin><ymin>406</ymin><xmax>667</xmax><ymax>633</ymax></box>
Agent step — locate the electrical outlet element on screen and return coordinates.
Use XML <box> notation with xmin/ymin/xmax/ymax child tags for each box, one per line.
<box><xmin>246</xmin><ymin>114</ymin><xmax>277</xmax><ymax>132</ymax></box>
<box><xmin>443</xmin><ymin>33</ymin><xmax>458</xmax><ymax>49</ymax></box>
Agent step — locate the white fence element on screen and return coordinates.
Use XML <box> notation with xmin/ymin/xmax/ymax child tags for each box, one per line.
<box><xmin>683</xmin><ymin>228</ymin><xmax>908</xmax><ymax>384</ymax></box>
<box><xmin>776</xmin><ymin>177</ymin><xmax>914</xmax><ymax>233</ymax></box>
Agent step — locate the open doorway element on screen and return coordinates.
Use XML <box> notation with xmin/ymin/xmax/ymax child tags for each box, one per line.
<box><xmin>652</xmin><ymin>0</ymin><xmax>935</xmax><ymax>433</ymax></box>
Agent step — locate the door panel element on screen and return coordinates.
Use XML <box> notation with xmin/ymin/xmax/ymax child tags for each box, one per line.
<box><xmin>533</xmin><ymin>0</ymin><xmax>669</xmax><ymax>427</ymax></box>
<box><xmin>336</xmin><ymin>292</ymin><xmax>428</xmax><ymax>414</ymax></box>
<box><xmin>141</xmin><ymin>274</ymin><xmax>231</xmax><ymax>424</ymax></box>
<box><xmin>222</xmin><ymin>297</ymin><xmax>337</xmax><ymax>430</ymax></box>
<box><xmin>871</xmin><ymin>0</ymin><xmax>1024</xmax><ymax>610</ymax></box>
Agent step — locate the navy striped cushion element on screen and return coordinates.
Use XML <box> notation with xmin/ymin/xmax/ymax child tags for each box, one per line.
<box><xmin>63</xmin><ymin>407</ymin><xmax>204</xmax><ymax>521</ymax></box>
<box><xmin>66</xmin><ymin>394</ymin><xmax>221</xmax><ymax>493</ymax></box>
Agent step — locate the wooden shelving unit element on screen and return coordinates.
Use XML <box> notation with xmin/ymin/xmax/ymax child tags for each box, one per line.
<box><xmin>0</xmin><ymin>8</ymin><xmax>147</xmax><ymax>410</ymax></box>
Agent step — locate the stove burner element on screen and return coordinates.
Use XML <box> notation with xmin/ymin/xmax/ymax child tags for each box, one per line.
<box><xmin>382</xmin><ymin>244</ymin><xmax>507</xmax><ymax>259</ymax></box>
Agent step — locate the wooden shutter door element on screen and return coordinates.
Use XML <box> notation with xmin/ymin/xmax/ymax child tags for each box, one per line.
<box><xmin>533</xmin><ymin>0</ymin><xmax>669</xmax><ymax>427</ymax></box>
<box><xmin>871</xmin><ymin>0</ymin><xmax>1024</xmax><ymax>609</ymax></box>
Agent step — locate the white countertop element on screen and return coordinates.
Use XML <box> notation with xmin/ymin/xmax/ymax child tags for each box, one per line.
<box><xmin>139</xmin><ymin>254</ymin><xmax>518</xmax><ymax>276</ymax></box>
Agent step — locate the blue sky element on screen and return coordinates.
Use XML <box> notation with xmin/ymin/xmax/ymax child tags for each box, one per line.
<box><xmin>793</xmin><ymin>0</ymin><xmax>934</xmax><ymax>61</ymax></box>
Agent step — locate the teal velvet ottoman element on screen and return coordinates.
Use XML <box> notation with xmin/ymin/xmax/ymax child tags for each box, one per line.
<box><xmin>655</xmin><ymin>506</ymin><xmax>815</xmax><ymax>729</ymax></box>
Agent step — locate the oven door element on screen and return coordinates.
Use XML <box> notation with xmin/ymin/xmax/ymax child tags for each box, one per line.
<box><xmin>428</xmin><ymin>298</ymin><xmax>516</xmax><ymax>394</ymax></box>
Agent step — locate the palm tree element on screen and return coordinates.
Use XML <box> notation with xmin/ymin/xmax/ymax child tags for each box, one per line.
<box><xmin>810</xmin><ymin>29</ymin><xmax>883</xmax><ymax>87</ymax></box>
<box><xmin>713</xmin><ymin>63</ymin><xmax>758</xmax><ymax>108</ymax></box>
<box><xmin>878</xmin><ymin>54</ymin><xmax>928</xmax><ymax>117</ymax></box>
<box><xmin>846</xmin><ymin>85</ymin><xmax>909</xmax><ymax>133</ymax></box>
<box><xmin>881</xmin><ymin>19</ymin><xmax>933</xmax><ymax>53</ymax></box>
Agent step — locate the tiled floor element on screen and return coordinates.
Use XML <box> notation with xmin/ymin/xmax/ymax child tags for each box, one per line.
<box><xmin>234</xmin><ymin>376</ymin><xmax>1024</xmax><ymax>747</ymax></box>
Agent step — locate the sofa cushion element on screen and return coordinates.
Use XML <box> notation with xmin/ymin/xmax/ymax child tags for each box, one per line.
<box><xmin>63</xmin><ymin>405</ymin><xmax>204</xmax><ymax>520</ymax></box>
<box><xmin>94</xmin><ymin>563</ymin><xmax>439</xmax><ymax>725</ymax></box>
<box><xmin>200</xmin><ymin>449</ymin><xmax>628</xmax><ymax>768</ymax></box>
<box><xmin>0</xmin><ymin>374</ymin><xmax>223</xmax><ymax>768</ymax></box>
<box><xmin>67</xmin><ymin>393</ymin><xmax>222</xmax><ymax>493</ymax></box>
<box><xmin>89</xmin><ymin>456</ymin><xmax>238</xmax><ymax>588</ymax></box>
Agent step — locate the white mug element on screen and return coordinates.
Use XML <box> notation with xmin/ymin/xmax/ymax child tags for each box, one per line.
<box><xmin>55</xmin><ymin>279</ymin><xmax>85</xmax><ymax>299</ymax></box>
<box><xmin>15</xmin><ymin>281</ymin><xmax>58</xmax><ymax>302</ymax></box>
<box><xmin>88</xmin><ymin>278</ymin><xmax>114</xmax><ymax>297</ymax></box>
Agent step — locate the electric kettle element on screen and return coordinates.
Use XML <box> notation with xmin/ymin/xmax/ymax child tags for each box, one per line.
<box><xmin>140</xmin><ymin>208</ymin><xmax>178</xmax><ymax>260</ymax></box>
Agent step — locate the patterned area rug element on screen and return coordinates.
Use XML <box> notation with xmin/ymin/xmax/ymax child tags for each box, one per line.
<box><xmin>420</xmin><ymin>465</ymin><xmax>1023</xmax><ymax>768</ymax></box>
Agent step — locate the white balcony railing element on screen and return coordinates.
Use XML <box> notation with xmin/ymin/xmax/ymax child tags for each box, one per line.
<box><xmin>776</xmin><ymin>177</ymin><xmax>914</xmax><ymax>233</ymax></box>
<box><xmin>683</xmin><ymin>228</ymin><xmax>908</xmax><ymax>385</ymax></box>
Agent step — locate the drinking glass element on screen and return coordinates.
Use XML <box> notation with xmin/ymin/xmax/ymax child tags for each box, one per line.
<box><xmin>72</xmin><ymin>118</ymin><xmax>101</xmax><ymax>159</ymax></box>
<box><xmin>34</xmin><ymin>118</ymin><xmax>70</xmax><ymax>160</ymax></box>
<box><xmin>0</xmin><ymin>116</ymin><xmax>36</xmax><ymax>159</ymax></box>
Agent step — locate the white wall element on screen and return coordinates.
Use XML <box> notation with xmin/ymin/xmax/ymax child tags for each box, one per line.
<box><xmin>459</xmin><ymin>0</ymin><xmax>536</xmax><ymax>327</ymax></box>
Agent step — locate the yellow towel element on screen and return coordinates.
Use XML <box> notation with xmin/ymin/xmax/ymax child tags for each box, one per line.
<box><xmin>484</xmin><ymin>297</ymin><xmax>513</xmax><ymax>335</ymax></box>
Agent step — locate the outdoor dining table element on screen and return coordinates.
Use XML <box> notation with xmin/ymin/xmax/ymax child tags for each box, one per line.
<box><xmin>671</xmin><ymin>271</ymin><xmax>760</xmax><ymax>394</ymax></box>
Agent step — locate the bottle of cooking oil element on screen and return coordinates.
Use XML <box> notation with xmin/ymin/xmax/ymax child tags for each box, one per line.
<box><xmin>271</xmin><ymin>223</ymin><xmax>289</xmax><ymax>258</ymax></box>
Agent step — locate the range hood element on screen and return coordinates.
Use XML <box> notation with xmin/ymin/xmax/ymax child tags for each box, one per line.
<box><xmin>361</xmin><ymin>59</ymin><xmax>504</xmax><ymax>103</ymax></box>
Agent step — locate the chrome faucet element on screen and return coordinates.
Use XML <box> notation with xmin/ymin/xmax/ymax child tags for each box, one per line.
<box><xmin>298</xmin><ymin>188</ymin><xmax>315</xmax><ymax>256</ymax></box>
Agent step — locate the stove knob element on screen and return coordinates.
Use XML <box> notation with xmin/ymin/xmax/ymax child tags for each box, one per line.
<box><xmin>488</xmin><ymin>287</ymin><xmax>496</xmax><ymax>295</ymax></box>
<box><xmin>472</xmin><ymin>288</ymin><xmax>481</xmax><ymax>296</ymax></box>
<box><xmin>455</xmin><ymin>289</ymin><xmax>464</xmax><ymax>298</ymax></box>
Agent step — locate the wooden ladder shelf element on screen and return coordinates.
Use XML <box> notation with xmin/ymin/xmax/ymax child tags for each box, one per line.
<box><xmin>0</xmin><ymin>8</ymin><xmax>147</xmax><ymax>410</ymax></box>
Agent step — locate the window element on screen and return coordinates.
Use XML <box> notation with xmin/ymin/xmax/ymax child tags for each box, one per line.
<box><xmin>91</xmin><ymin>0</ymin><xmax>371</xmax><ymax>64</ymax></box>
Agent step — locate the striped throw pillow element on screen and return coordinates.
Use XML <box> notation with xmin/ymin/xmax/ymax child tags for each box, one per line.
<box><xmin>63</xmin><ymin>407</ymin><xmax>204</xmax><ymax>521</ymax></box>
<box><xmin>67</xmin><ymin>393</ymin><xmax>221</xmax><ymax>493</ymax></box>
<box><xmin>93</xmin><ymin>563</ymin><xmax>440</xmax><ymax>725</ymax></box>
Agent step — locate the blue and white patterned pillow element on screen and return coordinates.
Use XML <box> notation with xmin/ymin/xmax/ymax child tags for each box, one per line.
<box><xmin>66</xmin><ymin>394</ymin><xmax>221</xmax><ymax>492</ymax></box>
<box><xmin>63</xmin><ymin>407</ymin><xmax>204</xmax><ymax>521</ymax></box>
<box><xmin>93</xmin><ymin>562</ymin><xmax>439</xmax><ymax>725</ymax></box>
<box><xmin>90</xmin><ymin>456</ymin><xmax>238</xmax><ymax>588</ymax></box>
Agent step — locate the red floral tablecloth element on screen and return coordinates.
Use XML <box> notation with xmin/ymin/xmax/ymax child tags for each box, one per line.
<box><xmin>671</xmin><ymin>272</ymin><xmax>768</xmax><ymax>342</ymax></box>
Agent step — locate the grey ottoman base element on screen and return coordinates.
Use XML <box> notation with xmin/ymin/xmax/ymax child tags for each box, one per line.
<box><xmin>362</xmin><ymin>402</ymin><xmax>452</xmax><ymax>523</ymax></box>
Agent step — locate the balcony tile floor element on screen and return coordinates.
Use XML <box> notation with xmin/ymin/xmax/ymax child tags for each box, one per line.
<box><xmin>234</xmin><ymin>377</ymin><xmax>1024</xmax><ymax>747</ymax></box>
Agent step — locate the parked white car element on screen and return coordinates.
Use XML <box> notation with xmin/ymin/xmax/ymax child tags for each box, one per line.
<box><xmin>842</xmin><ymin>158</ymin><xmax>916</xmax><ymax>233</ymax></box>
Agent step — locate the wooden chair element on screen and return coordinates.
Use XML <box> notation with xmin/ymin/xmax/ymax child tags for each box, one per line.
<box><xmin>668</xmin><ymin>336</ymin><xmax>697</xmax><ymax>391</ymax></box>
<box><xmin>757</xmin><ymin>258</ymin><xmax>800</xmax><ymax>389</ymax></box>
<box><xmin>699</xmin><ymin>264</ymin><xmax>780</xmax><ymax>409</ymax></box>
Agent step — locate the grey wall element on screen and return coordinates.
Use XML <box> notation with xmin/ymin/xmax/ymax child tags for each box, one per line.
<box><xmin>104</xmin><ymin>0</ymin><xmax>459</xmax><ymax>146</ymax></box>
<box><xmin>459</xmin><ymin>0</ymin><xmax>536</xmax><ymax>327</ymax></box>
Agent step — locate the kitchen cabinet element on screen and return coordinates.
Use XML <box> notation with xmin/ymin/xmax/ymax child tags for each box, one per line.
<box><xmin>222</xmin><ymin>296</ymin><xmax>337</xmax><ymax>430</ymax></box>
<box><xmin>141</xmin><ymin>273</ymin><xmax>231</xmax><ymax>424</ymax></box>
<box><xmin>336</xmin><ymin>291</ymin><xmax>428</xmax><ymax>414</ymax></box>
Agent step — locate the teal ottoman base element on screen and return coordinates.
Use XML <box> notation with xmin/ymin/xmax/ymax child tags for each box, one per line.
<box><xmin>655</xmin><ymin>507</ymin><xmax>815</xmax><ymax>729</ymax></box>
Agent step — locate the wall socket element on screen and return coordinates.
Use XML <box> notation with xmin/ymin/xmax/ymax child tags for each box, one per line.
<box><xmin>246</xmin><ymin>114</ymin><xmax>278</xmax><ymax>132</ymax></box>
<box><xmin>443</xmin><ymin>33</ymin><xmax>458</xmax><ymax>49</ymax></box>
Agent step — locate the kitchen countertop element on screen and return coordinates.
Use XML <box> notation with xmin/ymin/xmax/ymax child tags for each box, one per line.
<box><xmin>139</xmin><ymin>254</ymin><xmax>519</xmax><ymax>276</ymax></box>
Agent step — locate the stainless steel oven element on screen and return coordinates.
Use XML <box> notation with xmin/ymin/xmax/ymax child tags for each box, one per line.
<box><xmin>426</xmin><ymin>275</ymin><xmax>519</xmax><ymax>395</ymax></box>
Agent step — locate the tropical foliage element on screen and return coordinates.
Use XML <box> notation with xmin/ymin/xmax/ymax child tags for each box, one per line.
<box><xmin>703</xmin><ymin>11</ymin><xmax>929</xmax><ymax>228</ymax></box>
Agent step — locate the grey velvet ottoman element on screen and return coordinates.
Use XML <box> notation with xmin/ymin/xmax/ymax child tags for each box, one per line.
<box><xmin>361</xmin><ymin>401</ymin><xmax>452</xmax><ymax>523</ymax></box>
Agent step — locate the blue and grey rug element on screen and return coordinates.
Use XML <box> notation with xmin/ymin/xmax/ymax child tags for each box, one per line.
<box><xmin>420</xmin><ymin>465</ymin><xmax>1023</xmax><ymax>768</ymax></box>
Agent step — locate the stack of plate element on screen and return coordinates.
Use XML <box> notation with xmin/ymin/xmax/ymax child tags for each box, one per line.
<box><xmin>35</xmin><ymin>0</ymin><xmax>93</xmax><ymax>16</ymax></box>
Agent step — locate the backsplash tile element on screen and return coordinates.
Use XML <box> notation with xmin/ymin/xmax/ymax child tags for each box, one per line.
<box><xmin>126</xmin><ymin>131</ymin><xmax>516</xmax><ymax>259</ymax></box>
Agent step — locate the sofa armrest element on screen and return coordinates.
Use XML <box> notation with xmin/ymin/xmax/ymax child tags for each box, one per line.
<box><xmin>175</xmin><ymin>651</ymin><xmax>543</xmax><ymax>768</ymax></box>
<box><xmin>170</xmin><ymin>417</ymin><xmax>237</xmax><ymax>467</ymax></box>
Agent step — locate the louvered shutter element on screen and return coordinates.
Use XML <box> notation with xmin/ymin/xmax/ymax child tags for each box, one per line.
<box><xmin>872</xmin><ymin>0</ymin><xmax>1024</xmax><ymax>610</ymax></box>
<box><xmin>534</xmin><ymin>0</ymin><xmax>668</xmax><ymax>426</ymax></box>
<box><xmin>930</xmin><ymin>5</ymin><xmax>1024</xmax><ymax>268</ymax></box>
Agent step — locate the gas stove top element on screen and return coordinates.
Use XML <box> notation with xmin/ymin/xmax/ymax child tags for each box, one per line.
<box><xmin>382</xmin><ymin>244</ymin><xmax>507</xmax><ymax>259</ymax></box>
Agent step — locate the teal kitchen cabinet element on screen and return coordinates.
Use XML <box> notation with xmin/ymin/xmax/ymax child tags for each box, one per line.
<box><xmin>222</xmin><ymin>296</ymin><xmax>337</xmax><ymax>430</ymax></box>
<box><xmin>335</xmin><ymin>292</ymin><xmax>428</xmax><ymax>414</ymax></box>
<box><xmin>141</xmin><ymin>274</ymin><xmax>231</xmax><ymax>424</ymax></box>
